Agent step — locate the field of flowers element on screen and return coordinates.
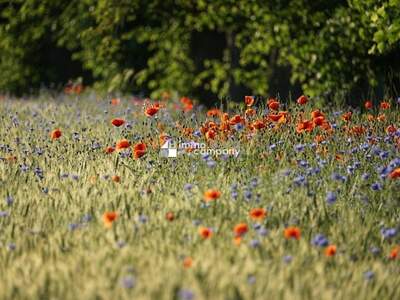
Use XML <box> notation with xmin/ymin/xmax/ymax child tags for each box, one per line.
<box><xmin>0</xmin><ymin>93</ymin><xmax>399</xmax><ymax>300</ymax></box>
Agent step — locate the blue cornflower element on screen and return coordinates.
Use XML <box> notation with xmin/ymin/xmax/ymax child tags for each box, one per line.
<box><xmin>370</xmin><ymin>246</ymin><xmax>381</xmax><ymax>256</ymax></box>
<box><xmin>250</xmin><ymin>178</ymin><xmax>258</xmax><ymax>188</ymax></box>
<box><xmin>380</xmin><ymin>228</ymin><xmax>397</xmax><ymax>240</ymax></box>
<box><xmin>346</xmin><ymin>165</ymin><xmax>355</xmax><ymax>174</ymax></box>
<box><xmin>206</xmin><ymin>160</ymin><xmax>216</xmax><ymax>168</ymax></box>
<box><xmin>269</xmin><ymin>144</ymin><xmax>277</xmax><ymax>151</ymax></box>
<box><xmin>5</xmin><ymin>196</ymin><xmax>13</xmax><ymax>206</ymax></box>
<box><xmin>91</xmin><ymin>141</ymin><xmax>101</xmax><ymax>150</ymax></box>
<box><xmin>371</xmin><ymin>182</ymin><xmax>382</xmax><ymax>191</ymax></box>
<box><xmin>34</xmin><ymin>147</ymin><xmax>44</xmax><ymax>155</ymax></box>
<box><xmin>33</xmin><ymin>167</ymin><xmax>44</xmax><ymax>180</ymax></box>
<box><xmin>72</xmin><ymin>132</ymin><xmax>80</xmax><ymax>141</ymax></box>
<box><xmin>234</xmin><ymin>123</ymin><xmax>244</xmax><ymax>131</ymax></box>
<box><xmin>388</xmin><ymin>158</ymin><xmax>400</xmax><ymax>169</ymax></box>
<box><xmin>350</xmin><ymin>147</ymin><xmax>358</xmax><ymax>154</ymax></box>
<box><xmin>326</xmin><ymin>192</ymin><xmax>337</xmax><ymax>205</ymax></box>
<box><xmin>192</xmin><ymin>219</ymin><xmax>202</xmax><ymax>226</ymax></box>
<box><xmin>298</xmin><ymin>160</ymin><xmax>308</xmax><ymax>168</ymax></box>
<box><xmin>121</xmin><ymin>275</ymin><xmax>136</xmax><ymax>289</ymax></box>
<box><xmin>60</xmin><ymin>173</ymin><xmax>69</xmax><ymax>179</ymax></box>
<box><xmin>249</xmin><ymin>239</ymin><xmax>261</xmax><ymax>248</ymax></box>
<box><xmin>81</xmin><ymin>214</ymin><xmax>92</xmax><ymax>223</ymax></box>
<box><xmin>361</xmin><ymin>173</ymin><xmax>370</xmax><ymax>180</ymax></box>
<box><xmin>318</xmin><ymin>159</ymin><xmax>327</xmax><ymax>167</ymax></box>
<box><xmin>282</xmin><ymin>169</ymin><xmax>291</xmax><ymax>176</ymax></box>
<box><xmin>138</xmin><ymin>215</ymin><xmax>148</xmax><ymax>224</ymax></box>
<box><xmin>231</xmin><ymin>191</ymin><xmax>238</xmax><ymax>200</ymax></box>
<box><xmin>247</xmin><ymin>275</ymin><xmax>256</xmax><ymax>285</ymax></box>
<box><xmin>184</xmin><ymin>183</ymin><xmax>193</xmax><ymax>191</ymax></box>
<box><xmin>68</xmin><ymin>223</ymin><xmax>79</xmax><ymax>231</ymax></box>
<box><xmin>294</xmin><ymin>144</ymin><xmax>305</xmax><ymax>152</ymax></box>
<box><xmin>293</xmin><ymin>175</ymin><xmax>306</xmax><ymax>186</ymax></box>
<box><xmin>379</xmin><ymin>151</ymin><xmax>389</xmax><ymax>159</ymax></box>
<box><xmin>116</xmin><ymin>240</ymin><xmax>126</xmax><ymax>248</ymax></box>
<box><xmin>283</xmin><ymin>255</ymin><xmax>293</xmax><ymax>264</ymax></box>
<box><xmin>178</xmin><ymin>289</ymin><xmax>195</xmax><ymax>300</ymax></box>
<box><xmin>7</xmin><ymin>243</ymin><xmax>16</xmax><ymax>251</ymax></box>
<box><xmin>364</xmin><ymin>270</ymin><xmax>375</xmax><ymax>281</ymax></box>
<box><xmin>0</xmin><ymin>211</ymin><xmax>9</xmax><ymax>217</ymax></box>
<box><xmin>244</xmin><ymin>190</ymin><xmax>252</xmax><ymax>201</ymax></box>
<box><xmin>331</xmin><ymin>172</ymin><xmax>346</xmax><ymax>182</ymax></box>
<box><xmin>312</xmin><ymin>234</ymin><xmax>329</xmax><ymax>247</ymax></box>
<box><xmin>201</xmin><ymin>153</ymin><xmax>210</xmax><ymax>161</ymax></box>
<box><xmin>257</xmin><ymin>227</ymin><xmax>268</xmax><ymax>237</ymax></box>
<box><xmin>193</xmin><ymin>130</ymin><xmax>201</xmax><ymax>138</ymax></box>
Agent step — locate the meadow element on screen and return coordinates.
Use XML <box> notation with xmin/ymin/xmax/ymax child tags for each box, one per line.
<box><xmin>0</xmin><ymin>93</ymin><xmax>399</xmax><ymax>300</ymax></box>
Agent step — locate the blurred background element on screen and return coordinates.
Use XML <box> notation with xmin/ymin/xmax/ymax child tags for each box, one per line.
<box><xmin>0</xmin><ymin>0</ymin><xmax>399</xmax><ymax>105</ymax></box>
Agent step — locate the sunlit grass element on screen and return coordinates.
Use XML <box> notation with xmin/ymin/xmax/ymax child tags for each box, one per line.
<box><xmin>0</xmin><ymin>95</ymin><xmax>399</xmax><ymax>300</ymax></box>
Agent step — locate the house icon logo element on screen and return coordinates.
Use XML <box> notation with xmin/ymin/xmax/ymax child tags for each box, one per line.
<box><xmin>160</xmin><ymin>140</ymin><xmax>178</xmax><ymax>158</ymax></box>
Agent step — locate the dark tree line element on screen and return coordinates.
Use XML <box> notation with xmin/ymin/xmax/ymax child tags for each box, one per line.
<box><xmin>0</xmin><ymin>0</ymin><xmax>399</xmax><ymax>104</ymax></box>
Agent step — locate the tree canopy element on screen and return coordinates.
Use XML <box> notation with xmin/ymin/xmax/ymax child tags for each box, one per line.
<box><xmin>0</xmin><ymin>0</ymin><xmax>399</xmax><ymax>102</ymax></box>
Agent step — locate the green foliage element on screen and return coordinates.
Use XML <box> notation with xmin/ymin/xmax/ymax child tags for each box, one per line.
<box><xmin>0</xmin><ymin>0</ymin><xmax>399</xmax><ymax>99</ymax></box>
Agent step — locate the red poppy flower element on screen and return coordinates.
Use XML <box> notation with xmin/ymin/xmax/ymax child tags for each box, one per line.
<box><xmin>313</xmin><ymin>116</ymin><xmax>325</xmax><ymax>126</ymax></box>
<box><xmin>183</xmin><ymin>257</ymin><xmax>193</xmax><ymax>268</ymax></box>
<box><xmin>145</xmin><ymin>106</ymin><xmax>159</xmax><ymax>117</ymax></box>
<box><xmin>111</xmin><ymin>118</ymin><xmax>125</xmax><ymax>127</ymax></box>
<box><xmin>133</xmin><ymin>142</ymin><xmax>147</xmax><ymax>159</ymax></box>
<box><xmin>111</xmin><ymin>175</ymin><xmax>120</xmax><ymax>183</ymax></box>
<box><xmin>105</xmin><ymin>146</ymin><xmax>115</xmax><ymax>154</ymax></box>
<box><xmin>268</xmin><ymin>111</ymin><xmax>288</xmax><ymax>123</ymax></box>
<box><xmin>205</xmin><ymin>129</ymin><xmax>216</xmax><ymax>140</ymax></box>
<box><xmin>165</xmin><ymin>212</ymin><xmax>175</xmax><ymax>221</ymax></box>
<box><xmin>380</xmin><ymin>101</ymin><xmax>390</xmax><ymax>110</ymax></box>
<box><xmin>377</xmin><ymin>114</ymin><xmax>386</xmax><ymax>122</ymax></box>
<box><xmin>388</xmin><ymin>168</ymin><xmax>400</xmax><ymax>179</ymax></box>
<box><xmin>181</xmin><ymin>97</ymin><xmax>194</xmax><ymax>111</ymax></box>
<box><xmin>249</xmin><ymin>208</ymin><xmax>267</xmax><ymax>220</ymax></box>
<box><xmin>203</xmin><ymin>189</ymin><xmax>221</xmax><ymax>202</ymax></box>
<box><xmin>229</xmin><ymin>115</ymin><xmax>244</xmax><ymax>125</ymax></box>
<box><xmin>245</xmin><ymin>96</ymin><xmax>255</xmax><ymax>107</ymax></box>
<box><xmin>386</xmin><ymin>125</ymin><xmax>397</xmax><ymax>134</ymax></box>
<box><xmin>198</xmin><ymin>227</ymin><xmax>213</xmax><ymax>239</ymax></box>
<box><xmin>325</xmin><ymin>245</ymin><xmax>337</xmax><ymax>257</ymax></box>
<box><xmin>233</xmin><ymin>223</ymin><xmax>248</xmax><ymax>237</ymax></box>
<box><xmin>389</xmin><ymin>246</ymin><xmax>399</xmax><ymax>259</ymax></box>
<box><xmin>207</xmin><ymin>108</ymin><xmax>221</xmax><ymax>117</ymax></box>
<box><xmin>267</xmin><ymin>99</ymin><xmax>280</xmax><ymax>111</ymax></box>
<box><xmin>116</xmin><ymin>139</ymin><xmax>130</xmax><ymax>150</ymax></box>
<box><xmin>342</xmin><ymin>112</ymin><xmax>352</xmax><ymax>122</ymax></box>
<box><xmin>311</xmin><ymin>110</ymin><xmax>324</xmax><ymax>119</ymax></box>
<box><xmin>51</xmin><ymin>129</ymin><xmax>62</xmax><ymax>139</ymax></box>
<box><xmin>245</xmin><ymin>108</ymin><xmax>256</xmax><ymax>116</ymax></box>
<box><xmin>111</xmin><ymin>98</ymin><xmax>120</xmax><ymax>105</ymax></box>
<box><xmin>284</xmin><ymin>226</ymin><xmax>301</xmax><ymax>240</ymax></box>
<box><xmin>296</xmin><ymin>95</ymin><xmax>308</xmax><ymax>105</ymax></box>
<box><xmin>296</xmin><ymin>120</ymin><xmax>314</xmax><ymax>133</ymax></box>
<box><xmin>252</xmin><ymin>120</ymin><xmax>265</xmax><ymax>130</ymax></box>
<box><xmin>364</xmin><ymin>100</ymin><xmax>373</xmax><ymax>109</ymax></box>
<box><xmin>103</xmin><ymin>211</ymin><xmax>118</xmax><ymax>228</ymax></box>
